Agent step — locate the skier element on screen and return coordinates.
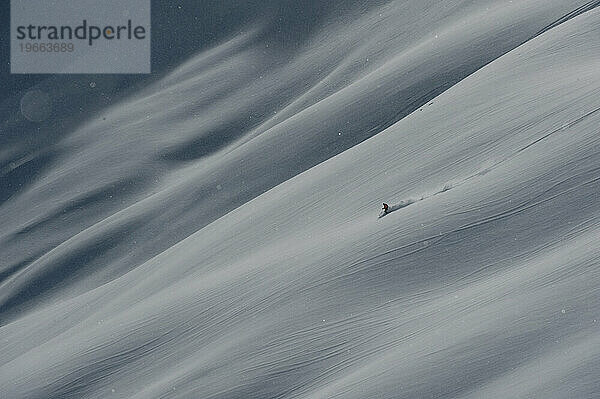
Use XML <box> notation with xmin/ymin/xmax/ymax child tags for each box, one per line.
<box><xmin>382</xmin><ymin>203</ymin><xmax>389</xmax><ymax>213</ymax></box>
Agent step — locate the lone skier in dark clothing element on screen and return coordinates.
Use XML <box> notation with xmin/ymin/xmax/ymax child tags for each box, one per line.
<box><xmin>382</xmin><ymin>203</ymin><xmax>389</xmax><ymax>213</ymax></box>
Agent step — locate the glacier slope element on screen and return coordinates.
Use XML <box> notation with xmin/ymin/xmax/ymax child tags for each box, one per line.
<box><xmin>0</xmin><ymin>0</ymin><xmax>590</xmax><ymax>318</ymax></box>
<box><xmin>2</xmin><ymin>2</ymin><xmax>600</xmax><ymax>399</ymax></box>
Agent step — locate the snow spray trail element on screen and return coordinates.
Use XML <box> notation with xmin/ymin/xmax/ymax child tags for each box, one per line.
<box><xmin>379</xmin><ymin>182</ymin><xmax>455</xmax><ymax>218</ymax></box>
<box><xmin>379</xmin><ymin>157</ymin><xmax>512</xmax><ymax>219</ymax></box>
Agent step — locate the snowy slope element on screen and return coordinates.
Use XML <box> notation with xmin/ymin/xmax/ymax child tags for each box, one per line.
<box><xmin>2</xmin><ymin>1</ymin><xmax>600</xmax><ymax>398</ymax></box>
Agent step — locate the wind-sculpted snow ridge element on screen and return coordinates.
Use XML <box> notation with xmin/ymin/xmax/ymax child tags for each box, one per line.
<box><xmin>2</xmin><ymin>1</ymin><xmax>600</xmax><ymax>398</ymax></box>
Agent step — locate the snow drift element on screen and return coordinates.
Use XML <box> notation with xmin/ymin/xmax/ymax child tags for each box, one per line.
<box><xmin>2</xmin><ymin>1</ymin><xmax>600</xmax><ymax>398</ymax></box>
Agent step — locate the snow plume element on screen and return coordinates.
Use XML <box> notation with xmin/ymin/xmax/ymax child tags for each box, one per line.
<box><xmin>381</xmin><ymin>181</ymin><xmax>456</xmax><ymax>217</ymax></box>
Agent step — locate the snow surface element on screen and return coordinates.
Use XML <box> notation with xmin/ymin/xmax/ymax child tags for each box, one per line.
<box><xmin>2</xmin><ymin>1</ymin><xmax>600</xmax><ymax>398</ymax></box>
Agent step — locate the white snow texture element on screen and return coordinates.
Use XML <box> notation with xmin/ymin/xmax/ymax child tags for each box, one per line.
<box><xmin>2</xmin><ymin>1</ymin><xmax>600</xmax><ymax>398</ymax></box>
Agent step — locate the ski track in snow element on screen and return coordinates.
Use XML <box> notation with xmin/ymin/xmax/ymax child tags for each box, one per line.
<box><xmin>380</xmin><ymin>181</ymin><xmax>456</xmax><ymax>217</ymax></box>
<box><xmin>2</xmin><ymin>1</ymin><xmax>600</xmax><ymax>398</ymax></box>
